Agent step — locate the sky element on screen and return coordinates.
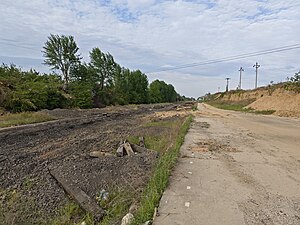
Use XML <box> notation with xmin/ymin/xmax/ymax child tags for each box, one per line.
<box><xmin>0</xmin><ymin>0</ymin><xmax>299</xmax><ymax>98</ymax></box>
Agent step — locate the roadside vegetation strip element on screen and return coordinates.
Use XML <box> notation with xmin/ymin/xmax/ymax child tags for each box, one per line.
<box><xmin>131</xmin><ymin>115</ymin><xmax>194</xmax><ymax>224</ymax></box>
<box><xmin>0</xmin><ymin>112</ymin><xmax>55</xmax><ymax>128</ymax></box>
<box><xmin>207</xmin><ymin>102</ymin><xmax>275</xmax><ymax>115</ymax></box>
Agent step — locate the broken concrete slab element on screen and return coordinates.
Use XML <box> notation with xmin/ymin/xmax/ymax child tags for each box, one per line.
<box><xmin>124</xmin><ymin>142</ymin><xmax>134</xmax><ymax>156</ymax></box>
<box><xmin>49</xmin><ymin>169</ymin><xmax>105</xmax><ymax>221</ymax></box>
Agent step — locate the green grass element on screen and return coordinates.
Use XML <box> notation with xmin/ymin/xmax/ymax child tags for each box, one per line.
<box><xmin>50</xmin><ymin>202</ymin><xmax>94</xmax><ymax>225</ymax></box>
<box><xmin>209</xmin><ymin>103</ymin><xmax>247</xmax><ymax>111</ymax></box>
<box><xmin>143</xmin><ymin>120</ymin><xmax>176</xmax><ymax>128</ymax></box>
<box><xmin>0</xmin><ymin>111</ymin><xmax>55</xmax><ymax>128</ymax></box>
<box><xmin>130</xmin><ymin>115</ymin><xmax>193</xmax><ymax>224</ymax></box>
<box><xmin>251</xmin><ymin>109</ymin><xmax>276</xmax><ymax>115</ymax></box>
<box><xmin>208</xmin><ymin>102</ymin><xmax>276</xmax><ymax>115</ymax></box>
<box><xmin>100</xmin><ymin>187</ymin><xmax>135</xmax><ymax>225</ymax></box>
<box><xmin>128</xmin><ymin>119</ymin><xmax>185</xmax><ymax>153</ymax></box>
<box><xmin>128</xmin><ymin>135</ymin><xmax>169</xmax><ymax>152</ymax></box>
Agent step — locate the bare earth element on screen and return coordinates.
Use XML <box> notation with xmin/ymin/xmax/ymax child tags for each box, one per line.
<box><xmin>154</xmin><ymin>103</ymin><xmax>300</xmax><ymax>225</ymax></box>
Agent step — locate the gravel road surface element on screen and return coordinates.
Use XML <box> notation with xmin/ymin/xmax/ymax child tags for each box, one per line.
<box><xmin>154</xmin><ymin>103</ymin><xmax>300</xmax><ymax>225</ymax></box>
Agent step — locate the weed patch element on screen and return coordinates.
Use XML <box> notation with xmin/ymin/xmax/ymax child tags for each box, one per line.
<box><xmin>131</xmin><ymin>115</ymin><xmax>193</xmax><ymax>224</ymax></box>
<box><xmin>0</xmin><ymin>112</ymin><xmax>55</xmax><ymax>128</ymax></box>
<box><xmin>207</xmin><ymin>101</ymin><xmax>275</xmax><ymax>115</ymax></box>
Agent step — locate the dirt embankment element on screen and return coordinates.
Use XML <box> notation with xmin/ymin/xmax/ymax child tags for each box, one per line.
<box><xmin>214</xmin><ymin>84</ymin><xmax>300</xmax><ymax>117</ymax></box>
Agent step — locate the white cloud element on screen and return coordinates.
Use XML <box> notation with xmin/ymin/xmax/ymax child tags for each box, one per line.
<box><xmin>0</xmin><ymin>0</ymin><xmax>299</xmax><ymax>97</ymax></box>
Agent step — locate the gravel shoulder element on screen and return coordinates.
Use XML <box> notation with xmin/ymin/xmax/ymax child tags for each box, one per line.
<box><xmin>154</xmin><ymin>103</ymin><xmax>300</xmax><ymax>225</ymax></box>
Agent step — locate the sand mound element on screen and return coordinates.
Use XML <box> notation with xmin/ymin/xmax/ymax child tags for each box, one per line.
<box><xmin>247</xmin><ymin>88</ymin><xmax>300</xmax><ymax>117</ymax></box>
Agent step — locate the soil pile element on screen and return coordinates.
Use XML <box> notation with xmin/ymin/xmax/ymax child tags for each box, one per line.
<box><xmin>247</xmin><ymin>88</ymin><xmax>300</xmax><ymax>117</ymax></box>
<box><xmin>213</xmin><ymin>84</ymin><xmax>300</xmax><ymax>117</ymax></box>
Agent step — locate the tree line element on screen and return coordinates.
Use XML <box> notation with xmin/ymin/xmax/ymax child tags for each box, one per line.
<box><xmin>0</xmin><ymin>34</ymin><xmax>188</xmax><ymax>112</ymax></box>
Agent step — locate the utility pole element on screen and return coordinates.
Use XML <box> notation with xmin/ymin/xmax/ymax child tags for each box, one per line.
<box><xmin>238</xmin><ymin>67</ymin><xmax>244</xmax><ymax>90</ymax></box>
<box><xmin>253</xmin><ymin>62</ymin><xmax>260</xmax><ymax>89</ymax></box>
<box><xmin>225</xmin><ymin>78</ymin><xmax>230</xmax><ymax>92</ymax></box>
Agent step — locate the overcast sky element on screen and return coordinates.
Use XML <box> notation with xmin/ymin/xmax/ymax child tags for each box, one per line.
<box><xmin>0</xmin><ymin>0</ymin><xmax>299</xmax><ymax>97</ymax></box>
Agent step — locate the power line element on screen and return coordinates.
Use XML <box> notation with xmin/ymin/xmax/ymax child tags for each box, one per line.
<box><xmin>147</xmin><ymin>44</ymin><xmax>300</xmax><ymax>73</ymax></box>
<box><xmin>0</xmin><ymin>41</ymin><xmax>40</xmax><ymax>52</ymax></box>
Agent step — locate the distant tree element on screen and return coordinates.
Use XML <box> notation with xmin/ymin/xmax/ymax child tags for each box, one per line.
<box><xmin>289</xmin><ymin>71</ymin><xmax>300</xmax><ymax>82</ymax></box>
<box><xmin>149</xmin><ymin>80</ymin><xmax>178</xmax><ymax>103</ymax></box>
<box><xmin>0</xmin><ymin>64</ymin><xmax>67</xmax><ymax>112</ymax></box>
<box><xmin>69</xmin><ymin>63</ymin><xmax>95</xmax><ymax>108</ymax></box>
<box><xmin>127</xmin><ymin>70</ymin><xmax>149</xmax><ymax>104</ymax></box>
<box><xmin>149</xmin><ymin>80</ymin><xmax>163</xmax><ymax>103</ymax></box>
<box><xmin>113</xmin><ymin>65</ymin><xmax>130</xmax><ymax>105</ymax></box>
<box><xmin>89</xmin><ymin>48</ymin><xmax>116</xmax><ymax>91</ymax></box>
<box><xmin>43</xmin><ymin>34</ymin><xmax>81</xmax><ymax>91</ymax></box>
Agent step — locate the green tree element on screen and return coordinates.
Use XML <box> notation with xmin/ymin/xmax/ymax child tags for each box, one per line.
<box><xmin>113</xmin><ymin>65</ymin><xmax>130</xmax><ymax>105</ymax></box>
<box><xmin>289</xmin><ymin>71</ymin><xmax>300</xmax><ymax>82</ymax></box>
<box><xmin>43</xmin><ymin>34</ymin><xmax>81</xmax><ymax>91</ymax></box>
<box><xmin>127</xmin><ymin>70</ymin><xmax>149</xmax><ymax>104</ymax></box>
<box><xmin>149</xmin><ymin>80</ymin><xmax>178</xmax><ymax>103</ymax></box>
<box><xmin>69</xmin><ymin>63</ymin><xmax>95</xmax><ymax>108</ymax></box>
<box><xmin>0</xmin><ymin>64</ymin><xmax>67</xmax><ymax>112</ymax></box>
<box><xmin>89</xmin><ymin>48</ymin><xmax>116</xmax><ymax>91</ymax></box>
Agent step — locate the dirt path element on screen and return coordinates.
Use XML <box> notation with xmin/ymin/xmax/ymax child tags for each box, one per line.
<box><xmin>154</xmin><ymin>103</ymin><xmax>300</xmax><ymax>225</ymax></box>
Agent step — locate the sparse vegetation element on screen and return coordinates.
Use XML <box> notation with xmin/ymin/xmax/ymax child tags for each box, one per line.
<box><xmin>99</xmin><ymin>187</ymin><xmax>135</xmax><ymax>225</ymax></box>
<box><xmin>0</xmin><ymin>112</ymin><xmax>55</xmax><ymax>128</ymax></box>
<box><xmin>131</xmin><ymin>115</ymin><xmax>193</xmax><ymax>224</ymax></box>
<box><xmin>285</xmin><ymin>71</ymin><xmax>300</xmax><ymax>93</ymax></box>
<box><xmin>50</xmin><ymin>202</ymin><xmax>93</xmax><ymax>225</ymax></box>
<box><xmin>207</xmin><ymin>101</ymin><xmax>276</xmax><ymax>115</ymax></box>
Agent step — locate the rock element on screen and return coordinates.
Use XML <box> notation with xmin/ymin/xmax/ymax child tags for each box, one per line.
<box><xmin>116</xmin><ymin>145</ymin><xmax>125</xmax><ymax>157</ymax></box>
<box><xmin>143</xmin><ymin>221</ymin><xmax>152</xmax><ymax>225</ymax></box>
<box><xmin>121</xmin><ymin>213</ymin><xmax>134</xmax><ymax>225</ymax></box>
<box><xmin>129</xmin><ymin>203</ymin><xmax>138</xmax><ymax>213</ymax></box>
<box><xmin>124</xmin><ymin>142</ymin><xmax>134</xmax><ymax>156</ymax></box>
<box><xmin>80</xmin><ymin>222</ymin><xmax>86</xmax><ymax>225</ymax></box>
<box><xmin>89</xmin><ymin>151</ymin><xmax>113</xmax><ymax>158</ymax></box>
<box><xmin>139</xmin><ymin>136</ymin><xmax>145</xmax><ymax>147</ymax></box>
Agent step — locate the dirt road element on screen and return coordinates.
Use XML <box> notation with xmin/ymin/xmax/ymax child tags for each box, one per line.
<box><xmin>154</xmin><ymin>103</ymin><xmax>300</xmax><ymax>225</ymax></box>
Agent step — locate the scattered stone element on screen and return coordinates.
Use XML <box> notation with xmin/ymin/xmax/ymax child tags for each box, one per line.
<box><xmin>129</xmin><ymin>203</ymin><xmax>138</xmax><ymax>213</ymax></box>
<box><xmin>96</xmin><ymin>189</ymin><xmax>109</xmax><ymax>203</ymax></box>
<box><xmin>185</xmin><ymin>202</ymin><xmax>190</xmax><ymax>207</ymax></box>
<box><xmin>89</xmin><ymin>151</ymin><xmax>114</xmax><ymax>158</ymax></box>
<box><xmin>121</xmin><ymin>213</ymin><xmax>134</xmax><ymax>225</ymax></box>
<box><xmin>139</xmin><ymin>136</ymin><xmax>145</xmax><ymax>147</ymax></box>
<box><xmin>116</xmin><ymin>141</ymin><xmax>125</xmax><ymax>157</ymax></box>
